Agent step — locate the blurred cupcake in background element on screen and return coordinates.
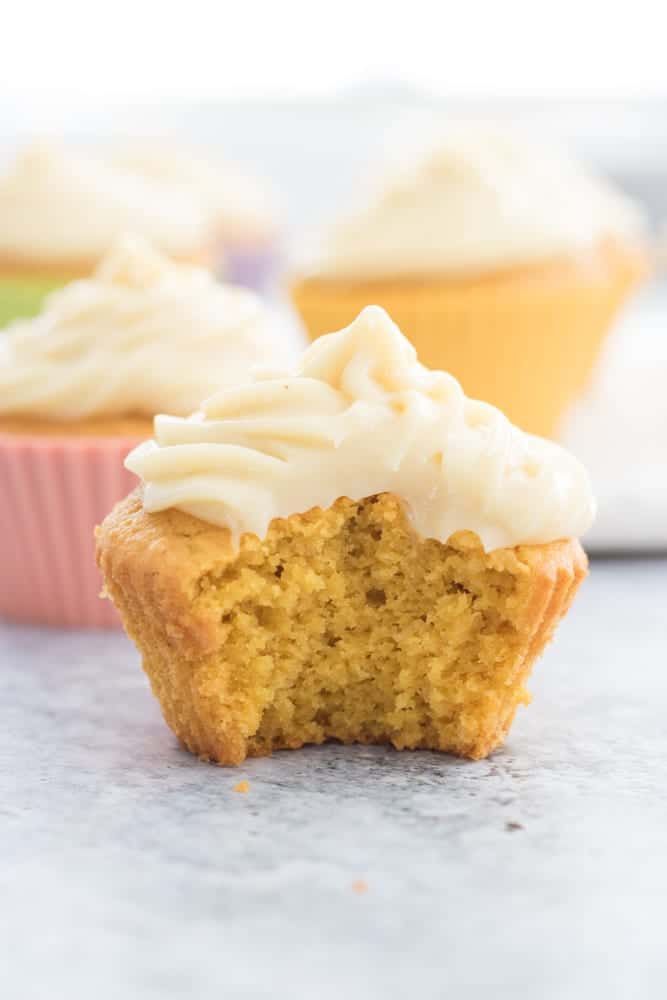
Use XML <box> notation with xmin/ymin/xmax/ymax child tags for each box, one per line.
<box><xmin>109</xmin><ymin>143</ymin><xmax>281</xmax><ymax>293</ymax></box>
<box><xmin>0</xmin><ymin>237</ymin><xmax>296</xmax><ymax>629</ymax></box>
<box><xmin>0</xmin><ymin>142</ymin><xmax>215</xmax><ymax>328</ymax></box>
<box><xmin>291</xmin><ymin>126</ymin><xmax>649</xmax><ymax>438</ymax></box>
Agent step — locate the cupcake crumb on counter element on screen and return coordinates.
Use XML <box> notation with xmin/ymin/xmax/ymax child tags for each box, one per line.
<box><xmin>352</xmin><ymin>880</ymin><xmax>368</xmax><ymax>895</ymax></box>
<box><xmin>233</xmin><ymin>780</ymin><xmax>250</xmax><ymax>794</ymax></box>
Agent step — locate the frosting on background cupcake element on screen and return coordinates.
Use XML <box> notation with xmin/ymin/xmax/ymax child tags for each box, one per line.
<box><xmin>0</xmin><ymin>143</ymin><xmax>213</xmax><ymax>264</ymax></box>
<box><xmin>308</xmin><ymin>127</ymin><xmax>645</xmax><ymax>279</ymax></box>
<box><xmin>127</xmin><ymin>305</ymin><xmax>595</xmax><ymax>550</ymax></box>
<box><xmin>108</xmin><ymin>143</ymin><xmax>279</xmax><ymax>244</ymax></box>
<box><xmin>0</xmin><ymin>238</ymin><xmax>292</xmax><ymax>421</ymax></box>
<box><xmin>107</xmin><ymin>143</ymin><xmax>281</xmax><ymax>290</ymax></box>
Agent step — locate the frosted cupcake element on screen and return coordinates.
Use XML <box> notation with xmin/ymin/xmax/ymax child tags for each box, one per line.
<box><xmin>291</xmin><ymin>127</ymin><xmax>648</xmax><ymax>438</ymax></box>
<box><xmin>109</xmin><ymin>143</ymin><xmax>280</xmax><ymax>292</ymax></box>
<box><xmin>0</xmin><ymin>143</ymin><xmax>215</xmax><ymax>327</ymax></box>
<box><xmin>98</xmin><ymin>305</ymin><xmax>594</xmax><ymax>764</ymax></box>
<box><xmin>0</xmin><ymin>238</ymin><xmax>295</xmax><ymax>628</ymax></box>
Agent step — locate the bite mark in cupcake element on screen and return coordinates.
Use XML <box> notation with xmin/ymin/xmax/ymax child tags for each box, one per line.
<box><xmin>97</xmin><ymin>305</ymin><xmax>595</xmax><ymax>762</ymax></box>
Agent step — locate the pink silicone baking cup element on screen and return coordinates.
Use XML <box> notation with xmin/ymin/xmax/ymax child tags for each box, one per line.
<box><xmin>0</xmin><ymin>433</ymin><xmax>141</xmax><ymax>629</ymax></box>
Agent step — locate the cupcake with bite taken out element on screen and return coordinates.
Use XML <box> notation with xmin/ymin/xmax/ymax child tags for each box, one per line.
<box><xmin>97</xmin><ymin>305</ymin><xmax>594</xmax><ymax>764</ymax></box>
<box><xmin>0</xmin><ymin>142</ymin><xmax>216</xmax><ymax>328</ymax></box>
<box><xmin>0</xmin><ymin>237</ymin><xmax>296</xmax><ymax>628</ymax></box>
<box><xmin>290</xmin><ymin>126</ymin><xmax>649</xmax><ymax>438</ymax></box>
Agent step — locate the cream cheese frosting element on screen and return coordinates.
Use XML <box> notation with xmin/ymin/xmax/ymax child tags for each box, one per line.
<box><xmin>108</xmin><ymin>144</ymin><xmax>278</xmax><ymax>241</ymax></box>
<box><xmin>126</xmin><ymin>305</ymin><xmax>596</xmax><ymax>550</ymax></box>
<box><xmin>0</xmin><ymin>238</ymin><xmax>292</xmax><ymax>421</ymax></box>
<box><xmin>310</xmin><ymin>127</ymin><xmax>645</xmax><ymax>279</ymax></box>
<box><xmin>0</xmin><ymin>143</ymin><xmax>213</xmax><ymax>262</ymax></box>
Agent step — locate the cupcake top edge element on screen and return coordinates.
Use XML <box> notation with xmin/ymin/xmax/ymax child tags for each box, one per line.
<box><xmin>0</xmin><ymin>237</ymin><xmax>293</xmax><ymax>422</ymax></box>
<box><xmin>126</xmin><ymin>304</ymin><xmax>596</xmax><ymax>551</ymax></box>
<box><xmin>0</xmin><ymin>142</ymin><xmax>215</xmax><ymax>262</ymax></box>
<box><xmin>303</xmin><ymin>125</ymin><xmax>646</xmax><ymax>280</ymax></box>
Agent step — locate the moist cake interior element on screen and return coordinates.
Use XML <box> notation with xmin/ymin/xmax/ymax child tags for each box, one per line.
<box><xmin>104</xmin><ymin>493</ymin><xmax>581</xmax><ymax>764</ymax></box>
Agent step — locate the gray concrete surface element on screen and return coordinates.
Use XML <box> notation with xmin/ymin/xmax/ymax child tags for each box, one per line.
<box><xmin>1</xmin><ymin>558</ymin><xmax>666</xmax><ymax>999</ymax></box>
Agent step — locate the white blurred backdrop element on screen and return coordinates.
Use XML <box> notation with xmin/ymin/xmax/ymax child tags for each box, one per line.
<box><xmin>2</xmin><ymin>3</ymin><xmax>666</xmax><ymax>550</ymax></box>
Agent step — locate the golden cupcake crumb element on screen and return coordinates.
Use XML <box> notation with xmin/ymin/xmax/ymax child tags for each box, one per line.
<box><xmin>352</xmin><ymin>880</ymin><xmax>368</xmax><ymax>895</ymax></box>
<box><xmin>97</xmin><ymin>490</ymin><xmax>587</xmax><ymax>766</ymax></box>
<box><xmin>233</xmin><ymin>780</ymin><xmax>250</xmax><ymax>794</ymax></box>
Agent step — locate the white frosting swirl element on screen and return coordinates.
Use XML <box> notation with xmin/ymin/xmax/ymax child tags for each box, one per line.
<box><xmin>0</xmin><ymin>143</ymin><xmax>212</xmax><ymax>262</ymax></box>
<box><xmin>311</xmin><ymin>127</ymin><xmax>645</xmax><ymax>278</ymax></box>
<box><xmin>0</xmin><ymin>239</ymin><xmax>293</xmax><ymax>420</ymax></box>
<box><xmin>108</xmin><ymin>144</ymin><xmax>278</xmax><ymax>241</ymax></box>
<box><xmin>126</xmin><ymin>305</ymin><xmax>595</xmax><ymax>550</ymax></box>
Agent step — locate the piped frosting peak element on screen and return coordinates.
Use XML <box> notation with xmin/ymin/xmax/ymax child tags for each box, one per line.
<box><xmin>127</xmin><ymin>305</ymin><xmax>596</xmax><ymax>549</ymax></box>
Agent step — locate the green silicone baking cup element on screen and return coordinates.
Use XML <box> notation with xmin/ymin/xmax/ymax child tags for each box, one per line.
<box><xmin>0</xmin><ymin>274</ymin><xmax>70</xmax><ymax>329</ymax></box>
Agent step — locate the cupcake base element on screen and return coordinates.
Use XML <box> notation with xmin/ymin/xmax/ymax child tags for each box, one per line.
<box><xmin>97</xmin><ymin>491</ymin><xmax>587</xmax><ymax>764</ymax></box>
<box><xmin>0</xmin><ymin>422</ymin><xmax>149</xmax><ymax>628</ymax></box>
<box><xmin>290</xmin><ymin>240</ymin><xmax>647</xmax><ymax>438</ymax></box>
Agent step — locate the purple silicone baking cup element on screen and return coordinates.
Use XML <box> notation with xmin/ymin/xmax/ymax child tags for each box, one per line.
<box><xmin>223</xmin><ymin>241</ymin><xmax>281</xmax><ymax>294</ymax></box>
